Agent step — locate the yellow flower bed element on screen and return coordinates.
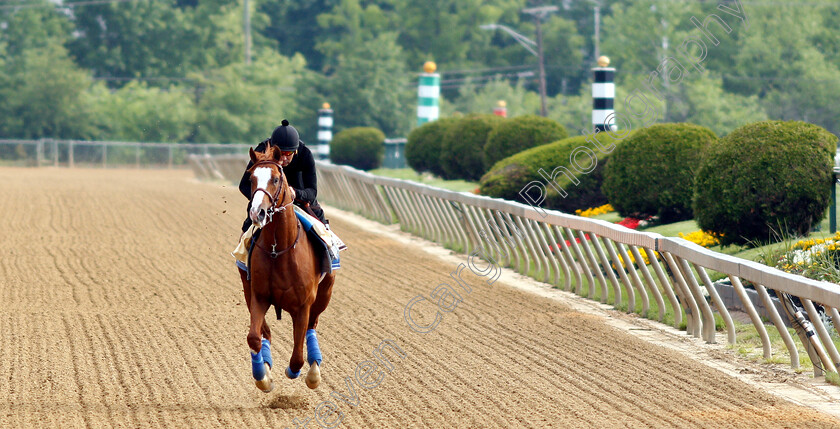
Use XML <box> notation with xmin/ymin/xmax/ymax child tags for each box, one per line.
<box><xmin>678</xmin><ymin>230</ymin><xmax>722</xmax><ymax>248</ymax></box>
<box><xmin>575</xmin><ymin>204</ymin><xmax>614</xmax><ymax>218</ymax></box>
<box><xmin>775</xmin><ymin>232</ymin><xmax>840</xmax><ymax>282</ymax></box>
<box><xmin>791</xmin><ymin>232</ymin><xmax>840</xmax><ymax>251</ymax></box>
<box><xmin>612</xmin><ymin>249</ymin><xmax>657</xmax><ymax>269</ymax></box>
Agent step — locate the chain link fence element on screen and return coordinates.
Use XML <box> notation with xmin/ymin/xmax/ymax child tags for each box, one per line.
<box><xmin>0</xmin><ymin>139</ymin><xmax>251</xmax><ymax>168</ymax></box>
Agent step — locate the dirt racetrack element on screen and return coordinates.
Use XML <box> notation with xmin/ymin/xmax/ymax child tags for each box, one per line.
<box><xmin>1</xmin><ymin>167</ymin><xmax>839</xmax><ymax>428</ymax></box>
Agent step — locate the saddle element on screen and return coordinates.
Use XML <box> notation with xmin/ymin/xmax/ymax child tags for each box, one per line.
<box><xmin>232</xmin><ymin>207</ymin><xmax>346</xmax><ymax>278</ymax></box>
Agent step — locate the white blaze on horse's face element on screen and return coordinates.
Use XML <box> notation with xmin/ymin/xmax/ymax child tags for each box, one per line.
<box><xmin>250</xmin><ymin>167</ymin><xmax>274</xmax><ymax>228</ymax></box>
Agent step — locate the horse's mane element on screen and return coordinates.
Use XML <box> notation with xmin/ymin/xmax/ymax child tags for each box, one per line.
<box><xmin>247</xmin><ymin>142</ymin><xmax>281</xmax><ymax>174</ymax></box>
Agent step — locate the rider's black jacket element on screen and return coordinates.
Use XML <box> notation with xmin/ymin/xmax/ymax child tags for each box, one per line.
<box><xmin>239</xmin><ymin>140</ymin><xmax>325</xmax><ymax>232</ymax></box>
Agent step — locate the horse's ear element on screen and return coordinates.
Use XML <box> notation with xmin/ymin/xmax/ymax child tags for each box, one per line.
<box><xmin>272</xmin><ymin>146</ymin><xmax>282</xmax><ymax>161</ymax></box>
<box><xmin>249</xmin><ymin>147</ymin><xmax>257</xmax><ymax>164</ymax></box>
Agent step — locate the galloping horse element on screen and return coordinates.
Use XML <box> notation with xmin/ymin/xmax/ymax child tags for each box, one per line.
<box><xmin>239</xmin><ymin>142</ymin><xmax>336</xmax><ymax>392</ymax></box>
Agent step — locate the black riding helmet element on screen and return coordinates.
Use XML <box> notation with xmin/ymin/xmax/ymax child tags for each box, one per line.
<box><xmin>270</xmin><ymin>119</ymin><xmax>299</xmax><ymax>151</ymax></box>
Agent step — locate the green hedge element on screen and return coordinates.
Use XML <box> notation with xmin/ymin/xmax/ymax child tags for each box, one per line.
<box><xmin>405</xmin><ymin>118</ymin><xmax>457</xmax><ymax>178</ymax></box>
<box><xmin>693</xmin><ymin>120</ymin><xmax>837</xmax><ymax>246</ymax></box>
<box><xmin>329</xmin><ymin>127</ymin><xmax>385</xmax><ymax>171</ymax></box>
<box><xmin>439</xmin><ymin>114</ymin><xmax>504</xmax><ymax>181</ymax></box>
<box><xmin>602</xmin><ymin>123</ymin><xmax>717</xmax><ymax>222</ymax></box>
<box><xmin>484</xmin><ymin>115</ymin><xmax>568</xmax><ymax>167</ymax></box>
<box><xmin>480</xmin><ymin>131</ymin><xmax>632</xmax><ymax>213</ymax></box>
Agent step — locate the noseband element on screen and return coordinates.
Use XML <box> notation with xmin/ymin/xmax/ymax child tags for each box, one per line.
<box><xmin>250</xmin><ymin>160</ymin><xmax>294</xmax><ymax>220</ymax></box>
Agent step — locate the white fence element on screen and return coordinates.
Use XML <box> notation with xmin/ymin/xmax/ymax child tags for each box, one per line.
<box><xmin>195</xmin><ymin>154</ymin><xmax>840</xmax><ymax>377</ymax></box>
<box><xmin>0</xmin><ymin>139</ymin><xmax>251</xmax><ymax>168</ymax></box>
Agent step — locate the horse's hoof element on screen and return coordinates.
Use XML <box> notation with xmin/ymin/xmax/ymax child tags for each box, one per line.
<box><xmin>305</xmin><ymin>362</ymin><xmax>321</xmax><ymax>389</ymax></box>
<box><xmin>255</xmin><ymin>364</ymin><xmax>273</xmax><ymax>392</ymax></box>
<box><xmin>285</xmin><ymin>366</ymin><xmax>301</xmax><ymax>380</ymax></box>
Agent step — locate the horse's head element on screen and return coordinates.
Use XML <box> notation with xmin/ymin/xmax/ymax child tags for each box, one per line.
<box><xmin>247</xmin><ymin>142</ymin><xmax>292</xmax><ymax>228</ymax></box>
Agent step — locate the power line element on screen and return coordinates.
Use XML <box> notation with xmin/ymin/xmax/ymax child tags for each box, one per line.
<box><xmin>439</xmin><ymin>64</ymin><xmax>534</xmax><ymax>76</ymax></box>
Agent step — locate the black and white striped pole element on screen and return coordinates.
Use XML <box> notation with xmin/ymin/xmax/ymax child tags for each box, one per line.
<box><xmin>592</xmin><ymin>55</ymin><xmax>616</xmax><ymax>132</ymax></box>
<box><xmin>317</xmin><ymin>102</ymin><xmax>333</xmax><ymax>161</ymax></box>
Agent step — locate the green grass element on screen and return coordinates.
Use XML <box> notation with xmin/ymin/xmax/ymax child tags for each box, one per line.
<box><xmin>827</xmin><ymin>371</ymin><xmax>840</xmax><ymax>386</ymax></box>
<box><xmin>590</xmin><ymin>211</ymin><xmax>623</xmax><ymax>223</ymax></box>
<box><xmin>728</xmin><ymin>319</ymin><xmax>840</xmax><ymax>373</ymax></box>
<box><xmin>369</xmin><ymin>168</ymin><xmax>479</xmax><ymax>193</ymax></box>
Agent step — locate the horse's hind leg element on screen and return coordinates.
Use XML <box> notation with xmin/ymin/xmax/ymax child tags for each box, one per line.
<box><xmin>247</xmin><ymin>298</ymin><xmax>273</xmax><ymax>393</ymax></box>
<box><xmin>308</xmin><ymin>274</ymin><xmax>336</xmax><ymax>330</ymax></box>
<box><xmin>304</xmin><ymin>275</ymin><xmax>334</xmax><ymax>389</ymax></box>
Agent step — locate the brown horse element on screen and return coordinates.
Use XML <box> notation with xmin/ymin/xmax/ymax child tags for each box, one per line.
<box><xmin>239</xmin><ymin>142</ymin><xmax>336</xmax><ymax>392</ymax></box>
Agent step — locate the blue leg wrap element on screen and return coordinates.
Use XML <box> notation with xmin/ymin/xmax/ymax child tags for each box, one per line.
<box><xmin>251</xmin><ymin>351</ymin><xmax>266</xmax><ymax>381</ymax></box>
<box><xmin>285</xmin><ymin>366</ymin><xmax>301</xmax><ymax>379</ymax></box>
<box><xmin>306</xmin><ymin>329</ymin><xmax>323</xmax><ymax>366</ymax></box>
<box><xmin>260</xmin><ymin>338</ymin><xmax>273</xmax><ymax>369</ymax></box>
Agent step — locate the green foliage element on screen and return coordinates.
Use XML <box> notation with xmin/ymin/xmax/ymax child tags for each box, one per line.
<box><xmin>396</xmin><ymin>0</ymin><xmax>508</xmax><ymax>70</ymax></box>
<box><xmin>0</xmin><ymin>41</ymin><xmax>94</xmax><ymax>139</ymax></box>
<box><xmin>87</xmin><ymin>82</ymin><xmax>196</xmax><ymax>142</ymax></box>
<box><xmin>484</xmin><ymin>115</ymin><xmax>568</xmax><ymax>167</ymax></box>
<box><xmin>693</xmin><ymin>121</ymin><xmax>838</xmax><ymax>246</ymax></box>
<box><xmin>313</xmin><ymin>32</ymin><xmax>413</xmax><ymax>137</ymax></box>
<box><xmin>405</xmin><ymin>118</ymin><xmax>458</xmax><ymax>178</ymax></box>
<box><xmin>443</xmin><ymin>78</ymin><xmax>540</xmax><ymax>118</ymax></box>
<box><xmin>5</xmin><ymin>0</ymin><xmax>840</xmax><ymax>146</ymax></box>
<box><xmin>330</xmin><ymin>127</ymin><xmax>385</xmax><ymax>171</ymax></box>
<box><xmin>540</xmin><ymin>15</ymin><xmax>586</xmax><ymax>96</ymax></box>
<box><xmin>191</xmin><ymin>51</ymin><xmax>305</xmax><ymax>143</ymax></box>
<box><xmin>259</xmin><ymin>0</ymin><xmax>338</xmax><ymax>72</ymax></box>
<box><xmin>678</xmin><ymin>76</ymin><xmax>767</xmax><ymax>136</ymax></box>
<box><xmin>602</xmin><ymin>123</ymin><xmax>717</xmax><ymax>221</ymax></box>
<box><xmin>439</xmin><ymin>114</ymin><xmax>504</xmax><ymax>181</ymax></box>
<box><xmin>480</xmin><ymin>131</ymin><xmax>632</xmax><ymax>213</ymax></box>
<box><xmin>1</xmin><ymin>0</ymin><xmax>72</xmax><ymax>57</ymax></box>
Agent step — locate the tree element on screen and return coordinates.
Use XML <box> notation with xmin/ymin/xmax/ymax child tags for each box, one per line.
<box><xmin>191</xmin><ymin>51</ymin><xmax>307</xmax><ymax>143</ymax></box>
<box><xmin>1</xmin><ymin>1</ymin><xmax>73</xmax><ymax>57</ymax></box>
<box><xmin>678</xmin><ymin>75</ymin><xmax>767</xmax><ymax>136</ymax></box>
<box><xmin>87</xmin><ymin>82</ymin><xmax>197</xmax><ymax>142</ymax></box>
<box><xmin>445</xmin><ymin>78</ymin><xmax>540</xmax><ymax>117</ymax></box>
<box><xmin>314</xmin><ymin>33</ymin><xmax>413</xmax><ymax>137</ymax></box>
<box><xmin>259</xmin><ymin>0</ymin><xmax>340</xmax><ymax>72</ymax></box>
<box><xmin>541</xmin><ymin>15</ymin><xmax>585</xmax><ymax>96</ymax></box>
<box><xmin>0</xmin><ymin>41</ymin><xmax>94</xmax><ymax>139</ymax></box>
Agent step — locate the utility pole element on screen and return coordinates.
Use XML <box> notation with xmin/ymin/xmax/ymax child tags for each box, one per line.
<box><xmin>244</xmin><ymin>0</ymin><xmax>251</xmax><ymax>65</ymax></box>
<box><xmin>522</xmin><ymin>5</ymin><xmax>558</xmax><ymax>117</ymax></box>
<box><xmin>593</xmin><ymin>4</ymin><xmax>600</xmax><ymax>60</ymax></box>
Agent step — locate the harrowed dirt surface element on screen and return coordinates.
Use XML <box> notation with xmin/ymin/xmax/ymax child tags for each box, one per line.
<box><xmin>1</xmin><ymin>167</ymin><xmax>839</xmax><ymax>428</ymax></box>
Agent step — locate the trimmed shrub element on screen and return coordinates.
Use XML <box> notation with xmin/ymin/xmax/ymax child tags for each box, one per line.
<box><xmin>329</xmin><ymin>127</ymin><xmax>385</xmax><ymax>171</ymax></box>
<box><xmin>693</xmin><ymin>120</ymin><xmax>838</xmax><ymax>246</ymax></box>
<box><xmin>480</xmin><ymin>131</ymin><xmax>633</xmax><ymax>213</ymax></box>
<box><xmin>439</xmin><ymin>114</ymin><xmax>504</xmax><ymax>181</ymax></box>
<box><xmin>405</xmin><ymin>117</ymin><xmax>458</xmax><ymax>178</ymax></box>
<box><xmin>484</xmin><ymin>115</ymin><xmax>568</xmax><ymax>167</ymax></box>
<box><xmin>602</xmin><ymin>123</ymin><xmax>717</xmax><ymax>222</ymax></box>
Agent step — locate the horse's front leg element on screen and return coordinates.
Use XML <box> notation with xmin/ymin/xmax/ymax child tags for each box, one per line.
<box><xmin>248</xmin><ymin>297</ymin><xmax>273</xmax><ymax>393</ymax></box>
<box><xmin>240</xmin><ymin>268</ymin><xmax>271</xmax><ymax>343</ymax></box>
<box><xmin>285</xmin><ymin>306</ymin><xmax>310</xmax><ymax>380</ymax></box>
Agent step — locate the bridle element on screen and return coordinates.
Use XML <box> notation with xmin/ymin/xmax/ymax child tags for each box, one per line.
<box><xmin>249</xmin><ymin>160</ymin><xmax>294</xmax><ymax>220</ymax></box>
<box><xmin>249</xmin><ymin>159</ymin><xmax>300</xmax><ymax>258</ymax></box>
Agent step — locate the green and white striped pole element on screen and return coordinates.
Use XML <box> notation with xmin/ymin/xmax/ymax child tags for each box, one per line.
<box><xmin>317</xmin><ymin>102</ymin><xmax>333</xmax><ymax>161</ymax></box>
<box><xmin>417</xmin><ymin>61</ymin><xmax>440</xmax><ymax>126</ymax></box>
